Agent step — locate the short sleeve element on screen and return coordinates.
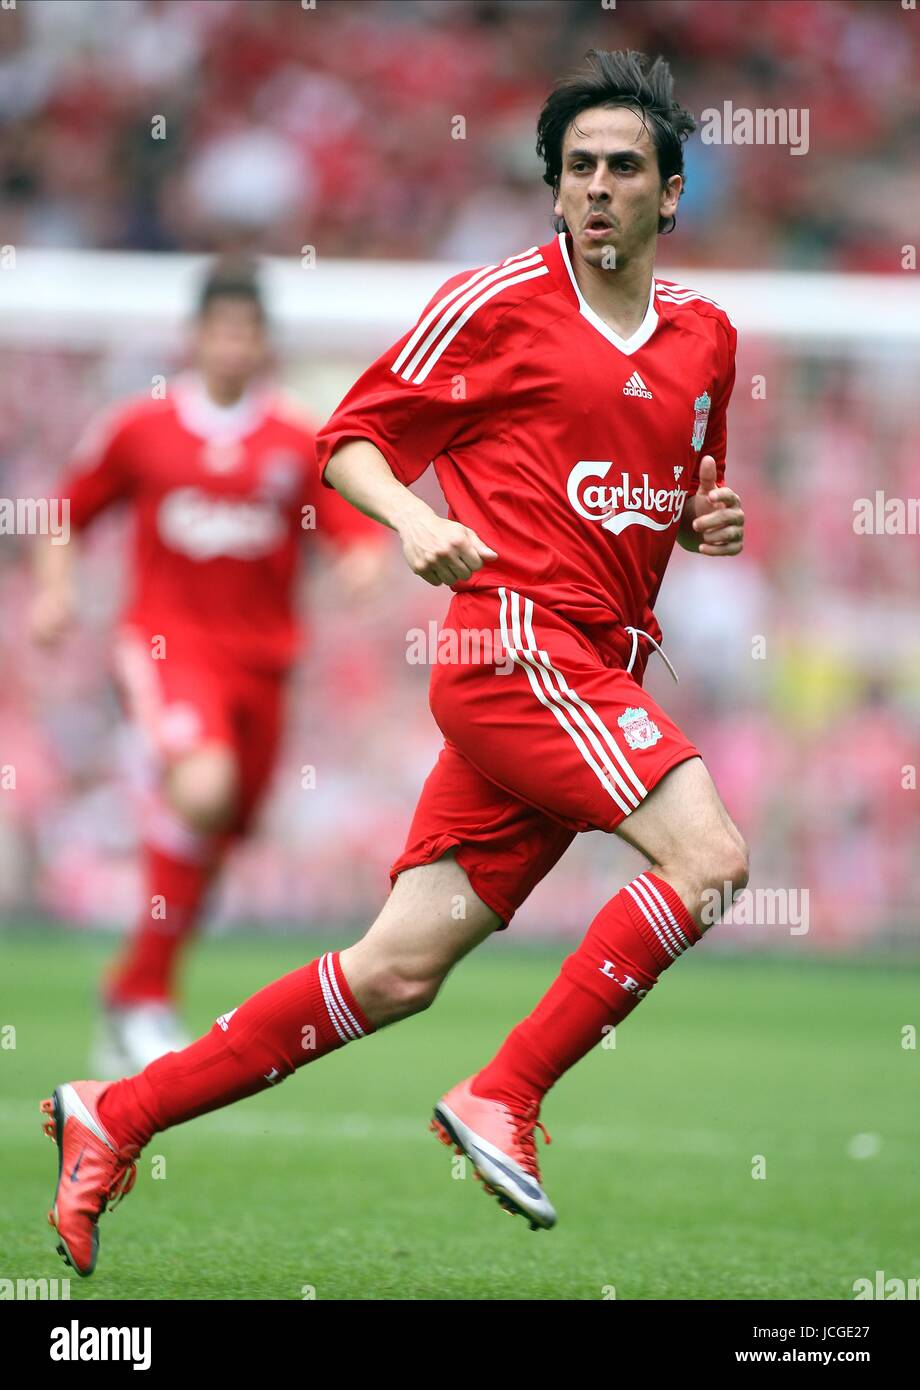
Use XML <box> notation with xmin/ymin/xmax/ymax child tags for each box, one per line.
<box><xmin>57</xmin><ymin>403</ymin><xmax>137</xmax><ymax>530</ymax></box>
<box><xmin>315</xmin><ymin>268</ymin><xmax>500</xmax><ymax>488</ymax></box>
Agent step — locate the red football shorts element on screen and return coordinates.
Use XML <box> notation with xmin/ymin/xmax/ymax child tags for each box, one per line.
<box><xmin>113</xmin><ymin>626</ymin><xmax>286</xmax><ymax>836</ymax></box>
<box><xmin>390</xmin><ymin>587</ymin><xmax>699</xmax><ymax>925</ymax></box>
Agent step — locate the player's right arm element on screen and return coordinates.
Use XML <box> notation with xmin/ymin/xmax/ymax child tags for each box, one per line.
<box><xmin>316</xmin><ymin>261</ymin><xmax>513</xmax><ymax>587</ymax></box>
<box><xmin>30</xmin><ymin>402</ymin><xmax>137</xmax><ymax>644</ymax></box>
<box><xmin>325</xmin><ymin>439</ymin><xmax>496</xmax><ymax>587</ymax></box>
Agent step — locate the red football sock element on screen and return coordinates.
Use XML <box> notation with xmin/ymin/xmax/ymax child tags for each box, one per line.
<box><xmin>473</xmin><ymin>873</ymin><xmax>700</xmax><ymax>1106</ymax></box>
<box><xmin>105</xmin><ymin>842</ymin><xmax>218</xmax><ymax>1005</ymax></box>
<box><xmin>97</xmin><ymin>951</ymin><xmax>372</xmax><ymax>1151</ymax></box>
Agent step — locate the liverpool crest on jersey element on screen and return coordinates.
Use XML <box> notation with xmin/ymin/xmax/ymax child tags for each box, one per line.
<box><xmin>691</xmin><ymin>391</ymin><xmax>711</xmax><ymax>452</ymax></box>
<box><xmin>617</xmin><ymin>707</ymin><xmax>662</xmax><ymax>751</ymax></box>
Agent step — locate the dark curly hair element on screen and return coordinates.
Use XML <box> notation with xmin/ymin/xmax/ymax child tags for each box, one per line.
<box><xmin>536</xmin><ymin>49</ymin><xmax>696</xmax><ymax>235</ymax></box>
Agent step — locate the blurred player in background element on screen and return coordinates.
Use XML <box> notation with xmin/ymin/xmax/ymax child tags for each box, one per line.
<box><xmin>40</xmin><ymin>49</ymin><xmax>751</xmax><ymax>1275</ymax></box>
<box><xmin>31</xmin><ymin>261</ymin><xmax>384</xmax><ymax>1074</ymax></box>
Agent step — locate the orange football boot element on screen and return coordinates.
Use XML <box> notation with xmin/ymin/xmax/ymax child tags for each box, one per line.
<box><xmin>431</xmin><ymin>1076</ymin><xmax>556</xmax><ymax>1230</ymax></box>
<box><xmin>40</xmin><ymin>1081</ymin><xmax>140</xmax><ymax>1277</ymax></box>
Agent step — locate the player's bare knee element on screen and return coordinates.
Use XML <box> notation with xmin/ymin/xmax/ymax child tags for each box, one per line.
<box><xmin>169</xmin><ymin>783</ymin><xmax>236</xmax><ymax>835</ymax></box>
<box><xmin>367</xmin><ymin>966</ymin><xmax>442</xmax><ymax>1023</ymax></box>
<box><xmin>395</xmin><ymin>971</ymin><xmax>441</xmax><ymax>1018</ymax></box>
<box><xmin>730</xmin><ymin>833</ymin><xmax>750</xmax><ymax>896</ymax></box>
<box><xmin>166</xmin><ymin>750</ymin><xmax>238</xmax><ymax>834</ymax></box>
<box><xmin>664</xmin><ymin>825</ymin><xmax>748</xmax><ymax>914</ymax></box>
<box><xmin>699</xmin><ymin>828</ymin><xmax>749</xmax><ymax>903</ymax></box>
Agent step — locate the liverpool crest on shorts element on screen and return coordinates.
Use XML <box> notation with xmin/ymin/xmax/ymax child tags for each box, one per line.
<box><xmin>691</xmin><ymin>391</ymin><xmax>711</xmax><ymax>452</ymax></box>
<box><xmin>617</xmin><ymin>706</ymin><xmax>662</xmax><ymax>751</ymax></box>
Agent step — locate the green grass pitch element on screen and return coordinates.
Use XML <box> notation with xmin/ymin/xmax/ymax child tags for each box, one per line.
<box><xmin>2</xmin><ymin>926</ymin><xmax>918</xmax><ymax>1300</ymax></box>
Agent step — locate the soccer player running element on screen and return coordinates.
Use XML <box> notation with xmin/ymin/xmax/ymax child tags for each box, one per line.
<box><xmin>32</xmin><ymin>261</ymin><xmax>383</xmax><ymax>1074</ymax></box>
<box><xmin>40</xmin><ymin>50</ymin><xmax>749</xmax><ymax>1275</ymax></box>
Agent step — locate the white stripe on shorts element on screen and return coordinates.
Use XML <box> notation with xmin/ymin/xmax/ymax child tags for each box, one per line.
<box><xmin>497</xmin><ymin>588</ymin><xmax>646</xmax><ymax>818</ymax></box>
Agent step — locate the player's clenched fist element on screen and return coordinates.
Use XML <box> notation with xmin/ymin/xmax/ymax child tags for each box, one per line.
<box><xmin>690</xmin><ymin>454</ymin><xmax>744</xmax><ymax>557</ymax></box>
<box><xmin>397</xmin><ymin>510</ymin><xmax>498</xmax><ymax>586</ymax></box>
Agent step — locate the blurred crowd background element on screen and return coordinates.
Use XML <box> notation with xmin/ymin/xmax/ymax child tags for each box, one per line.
<box><xmin>2</xmin><ymin>0</ymin><xmax>918</xmax><ymax>266</ymax></box>
<box><xmin>0</xmin><ymin>0</ymin><xmax>917</xmax><ymax>951</ymax></box>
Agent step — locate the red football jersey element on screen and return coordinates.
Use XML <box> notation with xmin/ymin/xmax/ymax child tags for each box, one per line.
<box><xmin>316</xmin><ymin>232</ymin><xmax>737</xmax><ymax>661</ymax></box>
<box><xmin>58</xmin><ymin>373</ymin><xmax>377</xmax><ymax>672</ymax></box>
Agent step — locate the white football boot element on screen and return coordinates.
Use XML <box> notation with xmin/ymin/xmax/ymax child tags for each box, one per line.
<box><xmin>91</xmin><ymin>1002</ymin><xmax>192</xmax><ymax>1077</ymax></box>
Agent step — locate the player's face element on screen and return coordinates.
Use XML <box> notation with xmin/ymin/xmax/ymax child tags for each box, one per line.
<box><xmin>193</xmin><ymin>299</ymin><xmax>269</xmax><ymax>400</ymax></box>
<box><xmin>554</xmin><ymin>106</ymin><xmax>682</xmax><ymax>268</ymax></box>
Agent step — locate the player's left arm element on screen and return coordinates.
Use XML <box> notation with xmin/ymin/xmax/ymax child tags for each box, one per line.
<box><xmin>677</xmin><ymin>317</ymin><xmax>743</xmax><ymax>556</ymax></box>
<box><xmin>678</xmin><ymin>455</ymin><xmax>744</xmax><ymax>556</ymax></box>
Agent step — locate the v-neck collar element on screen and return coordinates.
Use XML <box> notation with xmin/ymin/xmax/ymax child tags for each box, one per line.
<box><xmin>556</xmin><ymin>231</ymin><xmax>659</xmax><ymax>357</ymax></box>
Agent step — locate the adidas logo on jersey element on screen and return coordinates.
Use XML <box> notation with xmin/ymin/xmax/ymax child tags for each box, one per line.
<box><xmin>622</xmin><ymin>371</ymin><xmax>653</xmax><ymax>399</ymax></box>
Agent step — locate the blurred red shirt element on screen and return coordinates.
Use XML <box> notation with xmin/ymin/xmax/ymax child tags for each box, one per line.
<box><xmin>57</xmin><ymin>374</ymin><xmax>377</xmax><ymax>673</ymax></box>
